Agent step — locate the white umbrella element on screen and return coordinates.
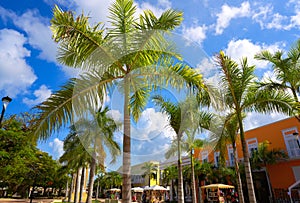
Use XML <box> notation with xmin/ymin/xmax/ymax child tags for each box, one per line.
<box><xmin>131</xmin><ymin>187</ymin><xmax>144</xmax><ymax>192</ymax></box>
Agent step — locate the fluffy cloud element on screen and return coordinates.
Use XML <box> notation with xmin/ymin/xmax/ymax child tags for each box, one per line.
<box><xmin>23</xmin><ymin>85</ymin><xmax>52</xmax><ymax>106</ymax></box>
<box><xmin>49</xmin><ymin>138</ymin><xmax>64</xmax><ymax>160</ymax></box>
<box><xmin>131</xmin><ymin>108</ymin><xmax>175</xmax><ymax>141</ymax></box>
<box><xmin>244</xmin><ymin>112</ymin><xmax>288</xmax><ymax>131</ymax></box>
<box><xmin>224</xmin><ymin>39</ymin><xmax>283</xmax><ymax>69</ymax></box>
<box><xmin>12</xmin><ymin>10</ymin><xmax>57</xmax><ymax>62</ymax></box>
<box><xmin>252</xmin><ymin>2</ymin><xmax>300</xmax><ymax>30</ymax></box>
<box><xmin>215</xmin><ymin>2</ymin><xmax>251</xmax><ymax>35</ymax></box>
<box><xmin>0</xmin><ymin>29</ymin><xmax>37</xmax><ymax>97</ymax></box>
<box><xmin>182</xmin><ymin>25</ymin><xmax>207</xmax><ymax>45</ymax></box>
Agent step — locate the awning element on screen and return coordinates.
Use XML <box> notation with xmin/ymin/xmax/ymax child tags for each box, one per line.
<box><xmin>201</xmin><ymin>184</ymin><xmax>235</xmax><ymax>189</ymax></box>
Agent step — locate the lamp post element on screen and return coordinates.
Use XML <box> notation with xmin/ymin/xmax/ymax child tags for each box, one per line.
<box><xmin>0</xmin><ymin>96</ymin><xmax>12</xmax><ymax>128</ymax></box>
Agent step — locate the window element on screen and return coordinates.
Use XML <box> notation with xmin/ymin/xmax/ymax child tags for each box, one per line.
<box><xmin>282</xmin><ymin>128</ymin><xmax>300</xmax><ymax>158</ymax></box>
<box><xmin>201</xmin><ymin>151</ymin><xmax>209</xmax><ymax>163</ymax></box>
<box><xmin>227</xmin><ymin>145</ymin><xmax>235</xmax><ymax>166</ymax></box>
<box><xmin>214</xmin><ymin>152</ymin><xmax>220</xmax><ymax>167</ymax></box>
<box><xmin>247</xmin><ymin>138</ymin><xmax>258</xmax><ymax>157</ymax></box>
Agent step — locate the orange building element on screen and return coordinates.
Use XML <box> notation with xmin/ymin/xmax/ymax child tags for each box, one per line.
<box><xmin>194</xmin><ymin>117</ymin><xmax>300</xmax><ymax>202</ymax></box>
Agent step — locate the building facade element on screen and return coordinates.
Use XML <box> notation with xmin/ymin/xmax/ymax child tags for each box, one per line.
<box><xmin>194</xmin><ymin>117</ymin><xmax>300</xmax><ymax>202</ymax></box>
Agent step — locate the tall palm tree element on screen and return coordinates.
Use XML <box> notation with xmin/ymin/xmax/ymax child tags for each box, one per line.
<box><xmin>215</xmin><ymin>51</ymin><xmax>296</xmax><ymax>203</ymax></box>
<box><xmin>153</xmin><ymin>96</ymin><xmax>211</xmax><ymax>203</ymax></box>
<box><xmin>82</xmin><ymin>107</ymin><xmax>120</xmax><ymax>203</ymax></box>
<box><xmin>254</xmin><ymin>39</ymin><xmax>300</xmax><ymax>103</ymax></box>
<box><xmin>209</xmin><ymin>114</ymin><xmax>245</xmax><ymax>203</ymax></box>
<box><xmin>141</xmin><ymin>162</ymin><xmax>158</xmax><ymax>186</ymax></box>
<box><xmin>59</xmin><ymin>126</ymin><xmax>90</xmax><ymax>203</ymax></box>
<box><xmin>251</xmin><ymin>140</ymin><xmax>288</xmax><ymax>203</ymax></box>
<box><xmin>34</xmin><ymin>1</ymin><xmax>206</xmax><ymax>202</ymax></box>
<box><xmin>185</xmin><ymin>135</ymin><xmax>204</xmax><ymax>203</ymax></box>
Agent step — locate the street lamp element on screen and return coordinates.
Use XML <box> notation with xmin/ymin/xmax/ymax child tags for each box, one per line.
<box><xmin>293</xmin><ymin>132</ymin><xmax>300</xmax><ymax>148</ymax></box>
<box><xmin>0</xmin><ymin>96</ymin><xmax>12</xmax><ymax>128</ymax></box>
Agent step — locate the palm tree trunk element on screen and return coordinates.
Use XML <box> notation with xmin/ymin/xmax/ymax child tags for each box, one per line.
<box><xmin>233</xmin><ymin>143</ymin><xmax>245</xmax><ymax>203</ymax></box>
<box><xmin>170</xmin><ymin>179</ymin><xmax>174</xmax><ymax>201</ymax></box>
<box><xmin>191</xmin><ymin>150</ymin><xmax>197</xmax><ymax>203</ymax></box>
<box><xmin>86</xmin><ymin>157</ymin><xmax>96</xmax><ymax>203</ymax></box>
<box><xmin>68</xmin><ymin>173</ymin><xmax>75</xmax><ymax>202</ymax></box>
<box><xmin>177</xmin><ymin>135</ymin><xmax>184</xmax><ymax>203</ymax></box>
<box><xmin>65</xmin><ymin>179</ymin><xmax>69</xmax><ymax>200</ymax></box>
<box><xmin>122</xmin><ymin>75</ymin><xmax>131</xmax><ymax>203</ymax></box>
<box><xmin>74</xmin><ymin>167</ymin><xmax>82</xmax><ymax>203</ymax></box>
<box><xmin>96</xmin><ymin>180</ymin><xmax>99</xmax><ymax>201</ymax></box>
<box><xmin>237</xmin><ymin>113</ymin><xmax>256</xmax><ymax>203</ymax></box>
<box><xmin>79</xmin><ymin>167</ymin><xmax>85</xmax><ymax>203</ymax></box>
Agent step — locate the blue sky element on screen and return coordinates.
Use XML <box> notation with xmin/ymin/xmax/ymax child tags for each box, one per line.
<box><xmin>0</xmin><ymin>0</ymin><xmax>300</xmax><ymax>170</ymax></box>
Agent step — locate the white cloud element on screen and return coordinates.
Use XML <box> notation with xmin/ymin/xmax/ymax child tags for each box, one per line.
<box><xmin>244</xmin><ymin>112</ymin><xmax>288</xmax><ymax>131</ymax></box>
<box><xmin>252</xmin><ymin>2</ymin><xmax>298</xmax><ymax>30</ymax></box>
<box><xmin>23</xmin><ymin>85</ymin><xmax>52</xmax><ymax>106</ymax></box>
<box><xmin>215</xmin><ymin>2</ymin><xmax>251</xmax><ymax>35</ymax></box>
<box><xmin>224</xmin><ymin>39</ymin><xmax>283</xmax><ymax>69</ymax></box>
<box><xmin>0</xmin><ymin>29</ymin><xmax>37</xmax><ymax>97</ymax></box>
<box><xmin>49</xmin><ymin>138</ymin><xmax>64</xmax><ymax>160</ymax></box>
<box><xmin>182</xmin><ymin>25</ymin><xmax>207</xmax><ymax>45</ymax></box>
<box><xmin>132</xmin><ymin>108</ymin><xmax>175</xmax><ymax>141</ymax></box>
<box><xmin>290</xmin><ymin>12</ymin><xmax>300</xmax><ymax>27</ymax></box>
<box><xmin>107</xmin><ymin>109</ymin><xmax>122</xmax><ymax>123</ymax></box>
<box><xmin>12</xmin><ymin>10</ymin><xmax>57</xmax><ymax>62</ymax></box>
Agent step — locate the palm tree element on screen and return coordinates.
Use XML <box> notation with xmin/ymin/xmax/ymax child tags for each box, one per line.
<box><xmin>254</xmin><ymin>39</ymin><xmax>300</xmax><ymax>103</ymax></box>
<box><xmin>251</xmin><ymin>140</ymin><xmax>288</xmax><ymax>202</ymax></box>
<box><xmin>83</xmin><ymin>107</ymin><xmax>121</xmax><ymax>203</ymax></box>
<box><xmin>141</xmin><ymin>162</ymin><xmax>158</xmax><ymax>186</ymax></box>
<box><xmin>34</xmin><ymin>1</ymin><xmax>205</xmax><ymax>202</ymax></box>
<box><xmin>59</xmin><ymin>126</ymin><xmax>90</xmax><ymax>203</ymax></box>
<box><xmin>162</xmin><ymin>165</ymin><xmax>178</xmax><ymax>201</ymax></box>
<box><xmin>209</xmin><ymin>114</ymin><xmax>245</xmax><ymax>203</ymax></box>
<box><xmin>215</xmin><ymin>51</ymin><xmax>296</xmax><ymax>203</ymax></box>
<box><xmin>153</xmin><ymin>96</ymin><xmax>211</xmax><ymax>203</ymax></box>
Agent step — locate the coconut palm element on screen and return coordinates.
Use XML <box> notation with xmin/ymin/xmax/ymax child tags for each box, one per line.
<box><xmin>34</xmin><ymin>1</ymin><xmax>206</xmax><ymax>202</ymax></box>
<box><xmin>141</xmin><ymin>162</ymin><xmax>158</xmax><ymax>186</ymax></box>
<box><xmin>153</xmin><ymin>95</ymin><xmax>211</xmax><ymax>203</ymax></box>
<box><xmin>215</xmin><ymin>51</ymin><xmax>296</xmax><ymax>203</ymax></box>
<box><xmin>250</xmin><ymin>140</ymin><xmax>288</xmax><ymax>202</ymax></box>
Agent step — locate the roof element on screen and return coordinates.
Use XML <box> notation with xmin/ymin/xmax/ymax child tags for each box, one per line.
<box><xmin>159</xmin><ymin>155</ymin><xmax>191</xmax><ymax>170</ymax></box>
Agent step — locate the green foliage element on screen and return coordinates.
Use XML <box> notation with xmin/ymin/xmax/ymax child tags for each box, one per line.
<box><xmin>0</xmin><ymin>115</ymin><xmax>66</xmax><ymax>197</ymax></box>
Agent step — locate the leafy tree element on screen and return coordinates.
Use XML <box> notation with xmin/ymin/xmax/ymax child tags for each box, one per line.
<box><xmin>0</xmin><ymin>115</ymin><xmax>61</xmax><ymax>198</ymax></box>
<box><xmin>33</xmin><ymin>1</ymin><xmax>206</xmax><ymax>202</ymax></box>
<box><xmin>215</xmin><ymin>51</ymin><xmax>296</xmax><ymax>203</ymax></box>
<box><xmin>250</xmin><ymin>140</ymin><xmax>288</xmax><ymax>202</ymax></box>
